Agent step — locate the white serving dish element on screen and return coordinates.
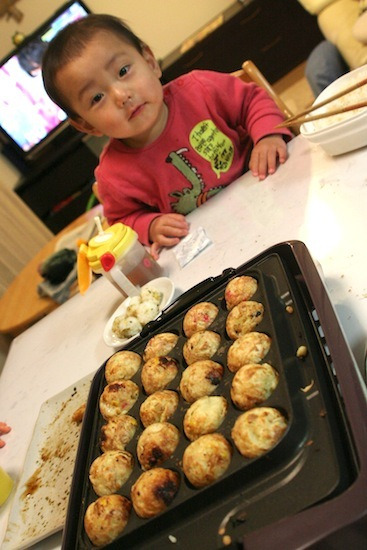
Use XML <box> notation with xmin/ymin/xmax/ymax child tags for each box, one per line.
<box><xmin>103</xmin><ymin>277</ymin><xmax>175</xmax><ymax>348</ymax></box>
<box><xmin>300</xmin><ymin>64</ymin><xmax>367</xmax><ymax>156</ymax></box>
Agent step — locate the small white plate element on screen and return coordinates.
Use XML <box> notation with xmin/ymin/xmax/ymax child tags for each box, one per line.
<box><xmin>2</xmin><ymin>371</ymin><xmax>95</xmax><ymax>550</ymax></box>
<box><xmin>103</xmin><ymin>277</ymin><xmax>175</xmax><ymax>348</ymax></box>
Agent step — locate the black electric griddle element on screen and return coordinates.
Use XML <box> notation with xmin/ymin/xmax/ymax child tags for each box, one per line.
<box><xmin>62</xmin><ymin>241</ymin><xmax>367</xmax><ymax>550</ymax></box>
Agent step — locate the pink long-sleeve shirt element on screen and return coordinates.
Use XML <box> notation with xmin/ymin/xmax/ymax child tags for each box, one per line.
<box><xmin>95</xmin><ymin>70</ymin><xmax>292</xmax><ymax>244</ymax></box>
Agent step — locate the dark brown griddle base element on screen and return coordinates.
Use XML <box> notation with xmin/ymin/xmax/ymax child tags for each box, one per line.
<box><xmin>62</xmin><ymin>241</ymin><xmax>366</xmax><ymax>550</ymax></box>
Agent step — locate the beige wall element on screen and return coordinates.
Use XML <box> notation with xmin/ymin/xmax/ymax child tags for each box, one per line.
<box><xmin>0</xmin><ymin>180</ymin><xmax>52</xmax><ymax>296</ymax></box>
<box><xmin>0</xmin><ymin>0</ymin><xmax>234</xmax><ymax>59</ymax></box>
<box><xmin>0</xmin><ymin>0</ymin><xmax>233</xmax><ymax>187</ymax></box>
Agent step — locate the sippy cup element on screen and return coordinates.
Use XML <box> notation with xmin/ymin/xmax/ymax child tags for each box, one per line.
<box><xmin>78</xmin><ymin>219</ymin><xmax>163</xmax><ymax>296</ymax></box>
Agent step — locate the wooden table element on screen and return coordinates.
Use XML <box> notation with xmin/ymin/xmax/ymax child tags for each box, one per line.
<box><xmin>0</xmin><ymin>205</ymin><xmax>103</xmax><ymax>337</ymax></box>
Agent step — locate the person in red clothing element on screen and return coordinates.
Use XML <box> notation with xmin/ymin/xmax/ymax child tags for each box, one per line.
<box><xmin>42</xmin><ymin>14</ymin><xmax>292</xmax><ymax>258</ymax></box>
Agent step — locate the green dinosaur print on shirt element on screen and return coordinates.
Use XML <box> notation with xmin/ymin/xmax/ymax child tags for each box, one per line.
<box><xmin>166</xmin><ymin>148</ymin><xmax>224</xmax><ymax>214</ymax></box>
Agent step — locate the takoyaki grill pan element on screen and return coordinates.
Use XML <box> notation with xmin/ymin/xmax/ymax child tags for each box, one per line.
<box><xmin>63</xmin><ymin>241</ymin><xmax>367</xmax><ymax>550</ymax></box>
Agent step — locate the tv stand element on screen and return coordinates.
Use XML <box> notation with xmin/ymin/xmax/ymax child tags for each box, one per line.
<box><xmin>15</xmin><ymin>135</ymin><xmax>99</xmax><ymax>234</ymax></box>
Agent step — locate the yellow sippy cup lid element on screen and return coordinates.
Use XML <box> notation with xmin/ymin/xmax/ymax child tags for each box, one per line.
<box><xmin>86</xmin><ymin>223</ymin><xmax>137</xmax><ymax>272</ymax></box>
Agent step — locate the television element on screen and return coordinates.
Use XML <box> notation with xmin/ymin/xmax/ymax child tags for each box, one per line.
<box><xmin>0</xmin><ymin>0</ymin><xmax>90</xmax><ymax>172</ymax></box>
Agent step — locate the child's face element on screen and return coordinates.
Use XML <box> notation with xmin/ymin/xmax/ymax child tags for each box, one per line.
<box><xmin>55</xmin><ymin>31</ymin><xmax>167</xmax><ymax>148</ymax></box>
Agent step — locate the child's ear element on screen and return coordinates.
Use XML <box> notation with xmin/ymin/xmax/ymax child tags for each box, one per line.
<box><xmin>69</xmin><ymin>117</ymin><xmax>103</xmax><ymax>137</ymax></box>
<box><xmin>142</xmin><ymin>44</ymin><xmax>162</xmax><ymax>78</ymax></box>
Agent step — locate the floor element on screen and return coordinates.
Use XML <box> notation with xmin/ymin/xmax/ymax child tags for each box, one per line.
<box><xmin>274</xmin><ymin>61</ymin><xmax>315</xmax><ymax>115</ymax></box>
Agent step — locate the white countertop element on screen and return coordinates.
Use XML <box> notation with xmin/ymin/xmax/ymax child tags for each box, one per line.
<box><xmin>0</xmin><ymin>135</ymin><xmax>366</xmax><ymax>549</ymax></box>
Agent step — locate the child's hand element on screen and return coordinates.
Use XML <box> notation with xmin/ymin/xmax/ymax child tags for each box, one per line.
<box><xmin>0</xmin><ymin>422</ymin><xmax>11</xmax><ymax>448</ymax></box>
<box><xmin>149</xmin><ymin>214</ymin><xmax>189</xmax><ymax>259</ymax></box>
<box><xmin>249</xmin><ymin>135</ymin><xmax>288</xmax><ymax>181</ymax></box>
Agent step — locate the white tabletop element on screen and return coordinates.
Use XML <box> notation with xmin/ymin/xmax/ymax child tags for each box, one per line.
<box><xmin>1</xmin><ymin>135</ymin><xmax>366</xmax><ymax>549</ymax></box>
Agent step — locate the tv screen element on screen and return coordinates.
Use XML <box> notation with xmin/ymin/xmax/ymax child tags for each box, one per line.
<box><xmin>0</xmin><ymin>1</ymin><xmax>90</xmax><ymax>164</ymax></box>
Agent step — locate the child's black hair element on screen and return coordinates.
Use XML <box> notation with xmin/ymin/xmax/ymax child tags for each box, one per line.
<box><xmin>42</xmin><ymin>14</ymin><xmax>144</xmax><ymax>118</ymax></box>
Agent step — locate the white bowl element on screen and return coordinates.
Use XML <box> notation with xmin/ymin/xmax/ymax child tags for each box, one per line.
<box><xmin>103</xmin><ymin>277</ymin><xmax>175</xmax><ymax>348</ymax></box>
<box><xmin>300</xmin><ymin>65</ymin><xmax>367</xmax><ymax>156</ymax></box>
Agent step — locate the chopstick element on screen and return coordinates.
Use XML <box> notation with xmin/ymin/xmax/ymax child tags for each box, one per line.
<box><xmin>276</xmin><ymin>76</ymin><xmax>367</xmax><ymax>127</ymax></box>
<box><xmin>277</xmin><ymin>100</ymin><xmax>367</xmax><ymax>127</ymax></box>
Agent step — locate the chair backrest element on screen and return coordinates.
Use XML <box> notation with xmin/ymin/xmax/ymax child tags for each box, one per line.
<box><xmin>233</xmin><ymin>60</ymin><xmax>298</xmax><ymax>133</ymax></box>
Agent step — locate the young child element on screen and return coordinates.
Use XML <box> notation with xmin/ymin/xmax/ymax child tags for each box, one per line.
<box><xmin>42</xmin><ymin>14</ymin><xmax>292</xmax><ymax>258</ymax></box>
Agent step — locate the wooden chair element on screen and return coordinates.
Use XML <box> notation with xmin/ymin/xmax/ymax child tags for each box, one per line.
<box><xmin>85</xmin><ymin>181</ymin><xmax>103</xmax><ymax>211</ymax></box>
<box><xmin>92</xmin><ymin>181</ymin><xmax>102</xmax><ymax>203</ymax></box>
<box><xmin>233</xmin><ymin>60</ymin><xmax>299</xmax><ymax>134</ymax></box>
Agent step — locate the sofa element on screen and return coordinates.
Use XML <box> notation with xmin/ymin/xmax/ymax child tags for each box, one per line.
<box><xmin>298</xmin><ymin>0</ymin><xmax>367</xmax><ymax>69</ymax></box>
